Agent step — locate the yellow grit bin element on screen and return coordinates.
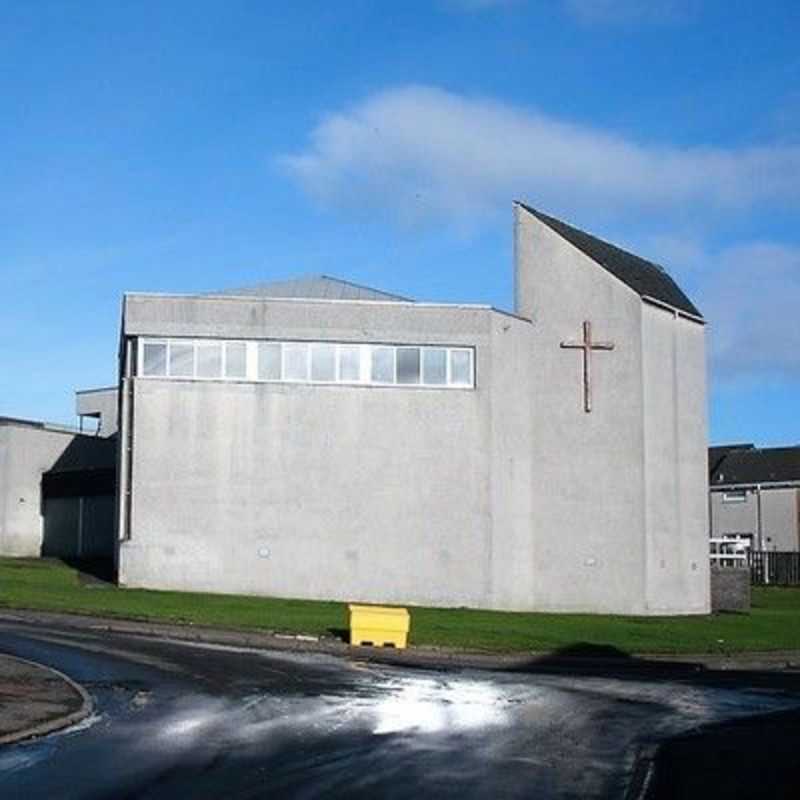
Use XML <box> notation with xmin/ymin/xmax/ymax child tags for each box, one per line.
<box><xmin>348</xmin><ymin>604</ymin><xmax>410</xmax><ymax>649</ymax></box>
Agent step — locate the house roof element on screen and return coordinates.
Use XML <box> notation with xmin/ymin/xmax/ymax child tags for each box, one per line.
<box><xmin>518</xmin><ymin>204</ymin><xmax>702</xmax><ymax>318</ymax></box>
<box><xmin>709</xmin><ymin>443</ymin><xmax>755</xmax><ymax>477</ymax></box>
<box><xmin>210</xmin><ymin>275</ymin><xmax>413</xmax><ymax>303</ymax></box>
<box><xmin>710</xmin><ymin>445</ymin><xmax>800</xmax><ymax>486</ymax></box>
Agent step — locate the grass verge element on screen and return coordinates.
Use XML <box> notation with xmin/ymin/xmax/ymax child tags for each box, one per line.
<box><xmin>1</xmin><ymin>558</ymin><xmax>799</xmax><ymax>655</ymax></box>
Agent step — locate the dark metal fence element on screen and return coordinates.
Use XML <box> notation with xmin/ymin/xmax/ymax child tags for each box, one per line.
<box><xmin>748</xmin><ymin>551</ymin><xmax>800</xmax><ymax>586</ymax></box>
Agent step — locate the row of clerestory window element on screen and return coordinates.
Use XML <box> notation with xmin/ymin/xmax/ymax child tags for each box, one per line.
<box><xmin>138</xmin><ymin>338</ymin><xmax>475</xmax><ymax>388</ymax></box>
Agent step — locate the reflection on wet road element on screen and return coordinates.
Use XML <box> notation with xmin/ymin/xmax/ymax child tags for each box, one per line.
<box><xmin>1</xmin><ymin>622</ymin><xmax>799</xmax><ymax>799</ymax></box>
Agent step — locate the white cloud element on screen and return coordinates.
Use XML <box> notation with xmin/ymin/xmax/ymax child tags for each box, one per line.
<box><xmin>700</xmin><ymin>243</ymin><xmax>800</xmax><ymax>382</ymax></box>
<box><xmin>637</xmin><ymin>235</ymin><xmax>800</xmax><ymax>381</ymax></box>
<box><xmin>563</xmin><ymin>0</ymin><xmax>696</xmax><ymax>26</ymax></box>
<box><xmin>279</xmin><ymin>85</ymin><xmax>800</xmax><ymax>227</ymax></box>
<box><xmin>279</xmin><ymin>85</ymin><xmax>800</xmax><ymax>384</ymax></box>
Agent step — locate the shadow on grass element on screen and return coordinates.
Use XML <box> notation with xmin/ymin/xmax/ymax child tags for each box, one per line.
<box><xmin>346</xmin><ymin>638</ymin><xmax>800</xmax><ymax>695</ymax></box>
<box><xmin>328</xmin><ymin>627</ymin><xmax>350</xmax><ymax>644</ymax></box>
<box><xmin>507</xmin><ymin>643</ymin><xmax>800</xmax><ymax>691</ymax></box>
<box><xmin>59</xmin><ymin>557</ymin><xmax>116</xmax><ymax>585</ymax></box>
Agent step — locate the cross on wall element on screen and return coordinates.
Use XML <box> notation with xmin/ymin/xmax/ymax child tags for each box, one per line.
<box><xmin>560</xmin><ymin>321</ymin><xmax>615</xmax><ymax>413</ymax></box>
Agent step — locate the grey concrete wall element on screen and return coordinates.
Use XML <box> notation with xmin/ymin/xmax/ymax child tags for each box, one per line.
<box><xmin>516</xmin><ymin>208</ymin><xmax>648</xmax><ymax>613</ymax></box>
<box><xmin>710</xmin><ymin>566</ymin><xmax>750</xmax><ymax>612</ymax></box>
<box><xmin>642</xmin><ymin>303</ymin><xmax>710</xmax><ymax>613</ymax></box>
<box><xmin>0</xmin><ymin>427</ymin><xmax>8</xmax><ymax>553</ymax></box>
<box><xmin>119</xmin><ymin>297</ymin><xmax>537</xmax><ymax>610</ymax></box>
<box><xmin>710</xmin><ymin>490</ymin><xmax>759</xmax><ymax>540</ymax></box>
<box><xmin>119</xmin><ymin>206</ymin><xmax>708</xmax><ymax>615</ymax></box>
<box><xmin>711</xmin><ymin>488</ymin><xmax>800</xmax><ymax>551</ymax></box>
<box><xmin>124</xmin><ymin>293</ymin><xmax>501</xmax><ymax>341</ymax></box>
<box><xmin>515</xmin><ymin>205</ymin><xmax>709</xmax><ymax>614</ymax></box>
<box><xmin>762</xmin><ymin>489</ymin><xmax>799</xmax><ymax>551</ymax></box>
<box><xmin>76</xmin><ymin>388</ymin><xmax>119</xmax><ymax>437</ymax></box>
<box><xmin>0</xmin><ymin>424</ymin><xmax>74</xmax><ymax>556</ymax></box>
<box><xmin>488</xmin><ymin>315</ymin><xmax>535</xmax><ymax>609</ymax></box>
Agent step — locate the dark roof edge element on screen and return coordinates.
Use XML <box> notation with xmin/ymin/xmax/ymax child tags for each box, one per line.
<box><xmin>641</xmin><ymin>295</ymin><xmax>706</xmax><ymax>325</ymax></box>
<box><xmin>515</xmin><ymin>202</ymin><xmax>703</xmax><ymax>319</ymax></box>
<box><xmin>711</xmin><ymin>480</ymin><xmax>800</xmax><ymax>491</ymax></box>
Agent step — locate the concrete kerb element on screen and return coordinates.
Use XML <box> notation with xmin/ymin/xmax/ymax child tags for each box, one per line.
<box><xmin>2</xmin><ymin>608</ymin><xmax>800</xmax><ymax>675</ymax></box>
<box><xmin>0</xmin><ymin>653</ymin><xmax>93</xmax><ymax>746</ymax></box>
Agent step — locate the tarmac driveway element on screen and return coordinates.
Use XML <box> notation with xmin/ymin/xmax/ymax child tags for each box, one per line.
<box><xmin>0</xmin><ymin>620</ymin><xmax>799</xmax><ymax>799</ymax></box>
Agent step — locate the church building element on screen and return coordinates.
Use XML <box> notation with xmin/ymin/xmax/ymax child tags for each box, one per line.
<box><xmin>114</xmin><ymin>204</ymin><xmax>710</xmax><ymax>615</ymax></box>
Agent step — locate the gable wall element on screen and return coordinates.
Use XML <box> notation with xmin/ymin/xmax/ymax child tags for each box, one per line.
<box><xmin>515</xmin><ymin>208</ymin><xmax>649</xmax><ymax>613</ymax></box>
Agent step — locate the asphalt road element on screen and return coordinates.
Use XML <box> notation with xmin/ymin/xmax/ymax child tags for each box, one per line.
<box><xmin>1</xmin><ymin>620</ymin><xmax>799</xmax><ymax>799</ymax></box>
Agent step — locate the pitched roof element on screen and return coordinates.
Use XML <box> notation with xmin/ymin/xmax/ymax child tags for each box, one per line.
<box><xmin>210</xmin><ymin>275</ymin><xmax>412</xmax><ymax>303</ymax></box>
<box><xmin>710</xmin><ymin>445</ymin><xmax>800</xmax><ymax>486</ymax></box>
<box><xmin>518</xmin><ymin>204</ymin><xmax>702</xmax><ymax>318</ymax></box>
<box><xmin>709</xmin><ymin>443</ymin><xmax>755</xmax><ymax>477</ymax></box>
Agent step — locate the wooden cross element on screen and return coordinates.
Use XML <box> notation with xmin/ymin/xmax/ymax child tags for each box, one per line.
<box><xmin>560</xmin><ymin>321</ymin><xmax>615</xmax><ymax>413</ymax></box>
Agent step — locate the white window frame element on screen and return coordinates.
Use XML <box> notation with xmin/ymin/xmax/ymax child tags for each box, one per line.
<box><xmin>223</xmin><ymin>341</ymin><xmax>248</xmax><ymax>380</ymax></box>
<box><xmin>140</xmin><ymin>339</ymin><xmax>169</xmax><ymax>377</ymax></box>
<box><xmin>447</xmin><ymin>347</ymin><xmax>475</xmax><ymax>387</ymax></box>
<box><xmin>396</xmin><ymin>346</ymin><xmax>422</xmax><ymax>385</ymax></box>
<box><xmin>137</xmin><ymin>338</ymin><xmax>476</xmax><ymax>389</ymax></box>
<box><xmin>335</xmin><ymin>343</ymin><xmax>365</xmax><ymax>384</ymax></box>
<box><xmin>722</xmin><ymin>490</ymin><xmax>748</xmax><ymax>503</ymax></box>
<box><xmin>257</xmin><ymin>341</ymin><xmax>282</xmax><ymax>382</ymax></box>
<box><xmin>310</xmin><ymin>343</ymin><xmax>337</xmax><ymax>384</ymax></box>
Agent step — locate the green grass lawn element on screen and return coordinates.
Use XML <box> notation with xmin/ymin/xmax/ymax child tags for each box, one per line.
<box><xmin>1</xmin><ymin>557</ymin><xmax>799</xmax><ymax>655</ymax></box>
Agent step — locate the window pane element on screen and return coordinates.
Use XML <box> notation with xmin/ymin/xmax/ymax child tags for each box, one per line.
<box><xmin>371</xmin><ymin>346</ymin><xmax>395</xmax><ymax>383</ymax></box>
<box><xmin>397</xmin><ymin>347</ymin><xmax>421</xmax><ymax>384</ymax></box>
<box><xmin>422</xmin><ymin>348</ymin><xmax>447</xmax><ymax>385</ymax></box>
<box><xmin>196</xmin><ymin>342</ymin><xmax>222</xmax><ymax>378</ymax></box>
<box><xmin>449</xmin><ymin>349</ymin><xmax>473</xmax><ymax>386</ymax></box>
<box><xmin>225</xmin><ymin>342</ymin><xmax>247</xmax><ymax>379</ymax></box>
<box><xmin>284</xmin><ymin>342</ymin><xmax>309</xmax><ymax>381</ymax></box>
<box><xmin>723</xmin><ymin>490</ymin><xmax>747</xmax><ymax>503</ymax></box>
<box><xmin>258</xmin><ymin>342</ymin><xmax>281</xmax><ymax>380</ymax></box>
<box><xmin>311</xmin><ymin>343</ymin><xmax>336</xmax><ymax>382</ymax></box>
<box><xmin>142</xmin><ymin>342</ymin><xmax>167</xmax><ymax>376</ymax></box>
<box><xmin>169</xmin><ymin>342</ymin><xmax>194</xmax><ymax>377</ymax></box>
<box><xmin>338</xmin><ymin>345</ymin><xmax>361</xmax><ymax>382</ymax></box>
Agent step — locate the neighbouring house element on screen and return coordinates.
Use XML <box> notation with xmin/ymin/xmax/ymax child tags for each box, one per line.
<box><xmin>709</xmin><ymin>444</ymin><xmax>800</xmax><ymax>553</ymax></box>
<box><xmin>111</xmin><ymin>204</ymin><xmax>710</xmax><ymax>614</ymax></box>
<box><xmin>0</xmin><ymin>389</ymin><xmax>118</xmax><ymax>560</ymax></box>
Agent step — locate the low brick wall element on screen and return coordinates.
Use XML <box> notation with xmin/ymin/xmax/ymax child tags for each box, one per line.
<box><xmin>710</xmin><ymin>566</ymin><xmax>751</xmax><ymax>613</ymax></box>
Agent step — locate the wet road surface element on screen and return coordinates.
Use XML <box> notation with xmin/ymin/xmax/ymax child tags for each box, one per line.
<box><xmin>1</xmin><ymin>620</ymin><xmax>799</xmax><ymax>799</ymax></box>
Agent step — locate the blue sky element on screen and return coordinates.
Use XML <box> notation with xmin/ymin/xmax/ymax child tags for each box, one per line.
<box><xmin>2</xmin><ymin>0</ymin><xmax>799</xmax><ymax>445</ymax></box>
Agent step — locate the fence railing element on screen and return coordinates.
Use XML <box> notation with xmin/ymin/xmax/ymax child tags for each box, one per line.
<box><xmin>748</xmin><ymin>551</ymin><xmax>800</xmax><ymax>586</ymax></box>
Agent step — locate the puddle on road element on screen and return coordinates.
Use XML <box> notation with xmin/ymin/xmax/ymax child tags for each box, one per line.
<box><xmin>85</xmin><ymin>666</ymin><xmax>799</xmax><ymax>798</ymax></box>
<box><xmin>2</xmin><ymin>630</ymin><xmax>800</xmax><ymax>799</ymax></box>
